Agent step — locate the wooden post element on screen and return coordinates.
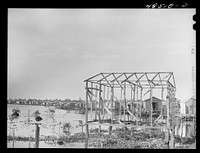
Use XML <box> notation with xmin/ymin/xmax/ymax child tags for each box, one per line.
<box><xmin>119</xmin><ymin>88</ymin><xmax>122</xmax><ymax>119</ymax></box>
<box><xmin>103</xmin><ymin>85</ymin><xmax>105</xmax><ymax>116</ymax></box>
<box><xmin>133</xmin><ymin>86</ymin><xmax>135</xmax><ymax>117</ymax></box>
<box><xmin>35</xmin><ymin>123</ymin><xmax>40</xmax><ymax>148</ymax></box>
<box><xmin>136</xmin><ymin>85</ymin><xmax>138</xmax><ymax>126</ymax></box>
<box><xmin>150</xmin><ymin>87</ymin><xmax>153</xmax><ymax>127</ymax></box>
<box><xmin>140</xmin><ymin>88</ymin><xmax>142</xmax><ymax>120</ymax></box>
<box><xmin>28</xmin><ymin>110</ymin><xmax>31</xmax><ymax>148</ymax></box>
<box><xmin>99</xmin><ymin>83</ymin><xmax>102</xmax><ymax>135</ymax></box>
<box><xmin>165</xmin><ymin>84</ymin><xmax>171</xmax><ymax>148</ymax></box>
<box><xmin>85</xmin><ymin>81</ymin><xmax>89</xmax><ymax>148</ymax></box>
<box><xmin>161</xmin><ymin>88</ymin><xmax>164</xmax><ymax>120</ymax></box>
<box><xmin>91</xmin><ymin>83</ymin><xmax>93</xmax><ymax>120</ymax></box>
<box><xmin>123</xmin><ymin>82</ymin><xmax>126</xmax><ymax>140</ymax></box>
<box><xmin>130</xmin><ymin>86</ymin><xmax>133</xmax><ymax>121</ymax></box>
<box><xmin>106</xmin><ymin>87</ymin><xmax>109</xmax><ymax>119</ymax></box>
<box><xmin>95</xmin><ymin>85</ymin><xmax>98</xmax><ymax>120</ymax></box>
<box><xmin>109</xmin><ymin>125</ymin><xmax>112</xmax><ymax>136</ymax></box>
<box><xmin>159</xmin><ymin>73</ymin><xmax>164</xmax><ymax>120</ymax></box>
<box><xmin>12</xmin><ymin>125</ymin><xmax>15</xmax><ymax>148</ymax></box>
<box><xmin>109</xmin><ymin>83</ymin><xmax>114</xmax><ymax>135</ymax></box>
<box><xmin>165</xmin><ymin>86</ymin><xmax>170</xmax><ymax>147</ymax></box>
<box><xmin>169</xmin><ymin>86</ymin><xmax>175</xmax><ymax>149</ymax></box>
<box><xmin>131</xmin><ymin>86</ymin><xmax>135</xmax><ymax>136</ymax></box>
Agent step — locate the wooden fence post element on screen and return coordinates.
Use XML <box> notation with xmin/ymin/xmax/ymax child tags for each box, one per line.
<box><xmin>35</xmin><ymin>123</ymin><xmax>40</xmax><ymax>148</ymax></box>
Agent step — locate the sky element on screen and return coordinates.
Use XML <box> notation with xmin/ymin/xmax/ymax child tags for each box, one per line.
<box><xmin>8</xmin><ymin>9</ymin><xmax>196</xmax><ymax>101</ymax></box>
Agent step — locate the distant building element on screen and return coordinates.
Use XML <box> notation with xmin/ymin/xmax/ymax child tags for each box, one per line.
<box><xmin>185</xmin><ymin>98</ymin><xmax>196</xmax><ymax>115</ymax></box>
<box><xmin>179</xmin><ymin>98</ymin><xmax>196</xmax><ymax>115</ymax></box>
<box><xmin>143</xmin><ymin>96</ymin><xmax>162</xmax><ymax>113</ymax></box>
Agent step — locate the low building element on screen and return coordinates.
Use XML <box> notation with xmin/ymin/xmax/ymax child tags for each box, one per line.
<box><xmin>143</xmin><ymin>96</ymin><xmax>162</xmax><ymax>113</ymax></box>
<box><xmin>185</xmin><ymin>98</ymin><xmax>196</xmax><ymax>115</ymax></box>
<box><xmin>179</xmin><ymin>98</ymin><xmax>196</xmax><ymax>115</ymax></box>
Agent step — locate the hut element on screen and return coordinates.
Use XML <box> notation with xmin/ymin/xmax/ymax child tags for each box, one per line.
<box><xmin>185</xmin><ymin>98</ymin><xmax>196</xmax><ymax>115</ymax></box>
<box><xmin>143</xmin><ymin>96</ymin><xmax>162</xmax><ymax>114</ymax></box>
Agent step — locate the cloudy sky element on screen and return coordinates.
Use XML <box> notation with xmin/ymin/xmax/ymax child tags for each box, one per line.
<box><xmin>8</xmin><ymin>9</ymin><xmax>195</xmax><ymax>101</ymax></box>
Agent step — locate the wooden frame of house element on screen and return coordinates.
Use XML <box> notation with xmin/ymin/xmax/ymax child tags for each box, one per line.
<box><xmin>84</xmin><ymin>72</ymin><xmax>176</xmax><ymax>148</ymax></box>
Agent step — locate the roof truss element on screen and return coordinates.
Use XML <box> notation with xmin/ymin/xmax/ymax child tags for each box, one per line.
<box><xmin>84</xmin><ymin>72</ymin><xmax>176</xmax><ymax>89</ymax></box>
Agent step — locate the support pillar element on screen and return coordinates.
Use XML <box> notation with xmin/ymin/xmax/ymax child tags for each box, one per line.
<box><xmin>109</xmin><ymin>83</ymin><xmax>114</xmax><ymax>135</ymax></box>
<box><xmin>91</xmin><ymin>82</ymin><xmax>93</xmax><ymax>120</ymax></box>
<box><xmin>98</xmin><ymin>83</ymin><xmax>102</xmax><ymax>135</ymax></box>
<box><xmin>165</xmin><ymin>90</ymin><xmax>170</xmax><ymax>147</ymax></box>
<box><xmin>123</xmin><ymin>82</ymin><xmax>126</xmax><ymax>140</ymax></box>
<box><xmin>85</xmin><ymin>81</ymin><xmax>89</xmax><ymax>148</ymax></box>
<box><xmin>150</xmin><ymin>87</ymin><xmax>153</xmax><ymax>127</ymax></box>
<box><xmin>35</xmin><ymin>123</ymin><xmax>40</xmax><ymax>148</ymax></box>
<box><xmin>140</xmin><ymin>88</ymin><xmax>142</xmax><ymax>119</ymax></box>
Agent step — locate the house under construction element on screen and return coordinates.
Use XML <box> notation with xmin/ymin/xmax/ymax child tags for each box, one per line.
<box><xmin>84</xmin><ymin>72</ymin><xmax>176</xmax><ymax>148</ymax></box>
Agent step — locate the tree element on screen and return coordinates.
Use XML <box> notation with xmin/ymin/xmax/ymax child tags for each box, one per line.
<box><xmin>63</xmin><ymin>122</ymin><xmax>71</xmax><ymax>136</ymax></box>
<box><xmin>76</xmin><ymin>120</ymin><xmax>85</xmax><ymax>133</ymax></box>
<box><xmin>33</xmin><ymin>110</ymin><xmax>40</xmax><ymax>117</ymax></box>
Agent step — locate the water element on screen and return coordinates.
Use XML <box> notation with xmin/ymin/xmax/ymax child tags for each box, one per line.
<box><xmin>7</xmin><ymin>104</ymin><xmax>86</xmax><ymax>148</ymax></box>
<box><xmin>8</xmin><ymin>104</ymin><xmax>195</xmax><ymax>148</ymax></box>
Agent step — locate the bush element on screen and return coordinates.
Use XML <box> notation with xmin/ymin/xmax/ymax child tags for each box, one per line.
<box><xmin>88</xmin><ymin>128</ymin><xmax>168</xmax><ymax>148</ymax></box>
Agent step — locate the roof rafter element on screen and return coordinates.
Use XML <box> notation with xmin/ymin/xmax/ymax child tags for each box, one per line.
<box><xmin>84</xmin><ymin>72</ymin><xmax>176</xmax><ymax>89</ymax></box>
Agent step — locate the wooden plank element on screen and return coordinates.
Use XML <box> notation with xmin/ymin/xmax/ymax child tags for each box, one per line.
<box><xmin>87</xmin><ymin>122</ymin><xmax>167</xmax><ymax>129</ymax></box>
<box><xmin>85</xmin><ymin>87</ymin><xmax>102</xmax><ymax>92</ymax></box>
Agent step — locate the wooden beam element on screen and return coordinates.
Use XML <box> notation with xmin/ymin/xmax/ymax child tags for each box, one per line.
<box><xmin>126</xmin><ymin>80</ymin><xmax>143</xmax><ymax>89</ymax></box>
<box><xmin>84</xmin><ymin>73</ymin><xmax>102</xmax><ymax>82</ymax></box>
<box><xmin>85</xmin><ymin>81</ymin><xmax>89</xmax><ymax>148</ymax></box>
<box><xmin>123</xmin><ymin>82</ymin><xmax>126</xmax><ymax>140</ymax></box>
<box><xmin>85</xmin><ymin>87</ymin><xmax>103</xmax><ymax>92</ymax></box>
<box><xmin>101</xmin><ymin>73</ymin><xmax>112</xmax><ymax>88</ymax></box>
<box><xmin>111</xmin><ymin>73</ymin><xmax>124</xmax><ymax>89</ymax></box>
<box><xmin>98</xmin><ymin>73</ymin><xmax>113</xmax><ymax>82</ymax></box>
<box><xmin>135</xmin><ymin>73</ymin><xmax>146</xmax><ymax>86</ymax></box>
<box><xmin>121</xmin><ymin>73</ymin><xmax>135</xmax><ymax>83</ymax></box>
<box><xmin>150</xmin><ymin>87</ymin><xmax>153</xmax><ymax>127</ymax></box>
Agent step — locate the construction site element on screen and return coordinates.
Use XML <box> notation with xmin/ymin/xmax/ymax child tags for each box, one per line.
<box><xmin>84</xmin><ymin>72</ymin><xmax>187</xmax><ymax>148</ymax></box>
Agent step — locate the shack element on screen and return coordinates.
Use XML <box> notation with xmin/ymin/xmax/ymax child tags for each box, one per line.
<box><xmin>143</xmin><ymin>96</ymin><xmax>162</xmax><ymax>114</ymax></box>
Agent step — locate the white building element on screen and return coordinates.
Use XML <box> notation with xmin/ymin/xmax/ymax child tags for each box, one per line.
<box><xmin>179</xmin><ymin>98</ymin><xmax>196</xmax><ymax>115</ymax></box>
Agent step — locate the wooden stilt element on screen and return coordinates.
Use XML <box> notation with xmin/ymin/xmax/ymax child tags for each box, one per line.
<box><xmin>99</xmin><ymin>83</ymin><xmax>102</xmax><ymax>135</ymax></box>
<box><xmin>85</xmin><ymin>81</ymin><xmax>89</xmax><ymax>148</ymax></box>
<box><xmin>12</xmin><ymin>125</ymin><xmax>15</xmax><ymax>148</ymax></box>
<box><xmin>95</xmin><ymin>85</ymin><xmax>98</xmax><ymax>120</ymax></box>
<box><xmin>123</xmin><ymin>82</ymin><xmax>126</xmax><ymax>140</ymax></box>
<box><xmin>35</xmin><ymin>124</ymin><xmax>40</xmax><ymax>148</ymax></box>
<box><xmin>136</xmin><ymin>85</ymin><xmax>138</xmax><ymax>126</ymax></box>
<box><xmin>140</xmin><ymin>88</ymin><xmax>142</xmax><ymax>120</ymax></box>
<box><xmin>150</xmin><ymin>87</ymin><xmax>153</xmax><ymax>127</ymax></box>
<box><xmin>119</xmin><ymin>88</ymin><xmax>122</xmax><ymax>119</ymax></box>
<box><xmin>91</xmin><ymin>83</ymin><xmax>93</xmax><ymax>120</ymax></box>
